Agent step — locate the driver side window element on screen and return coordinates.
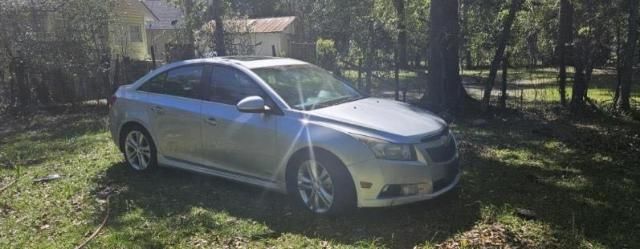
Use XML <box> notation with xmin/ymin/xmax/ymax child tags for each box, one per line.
<box><xmin>208</xmin><ymin>66</ymin><xmax>267</xmax><ymax>105</ymax></box>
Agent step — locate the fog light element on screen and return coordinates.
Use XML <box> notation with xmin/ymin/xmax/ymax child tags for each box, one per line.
<box><xmin>378</xmin><ymin>183</ymin><xmax>432</xmax><ymax>199</ymax></box>
<box><xmin>360</xmin><ymin>181</ymin><xmax>373</xmax><ymax>189</ymax></box>
<box><xmin>401</xmin><ymin>185</ymin><xmax>419</xmax><ymax>196</ymax></box>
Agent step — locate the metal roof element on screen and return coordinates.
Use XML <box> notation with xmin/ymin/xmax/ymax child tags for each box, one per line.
<box><xmin>209</xmin><ymin>16</ymin><xmax>296</xmax><ymax>33</ymax></box>
<box><xmin>246</xmin><ymin>16</ymin><xmax>296</xmax><ymax>33</ymax></box>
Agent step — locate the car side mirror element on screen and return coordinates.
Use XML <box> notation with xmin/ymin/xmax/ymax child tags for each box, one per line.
<box><xmin>237</xmin><ymin>96</ymin><xmax>268</xmax><ymax>113</ymax></box>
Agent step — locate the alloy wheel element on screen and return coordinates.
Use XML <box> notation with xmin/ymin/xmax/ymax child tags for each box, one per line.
<box><xmin>297</xmin><ymin>160</ymin><xmax>335</xmax><ymax>213</ymax></box>
<box><xmin>124</xmin><ymin>130</ymin><xmax>151</xmax><ymax>170</ymax></box>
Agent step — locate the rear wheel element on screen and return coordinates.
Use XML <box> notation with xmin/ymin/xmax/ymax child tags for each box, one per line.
<box><xmin>122</xmin><ymin>126</ymin><xmax>157</xmax><ymax>171</ymax></box>
<box><xmin>287</xmin><ymin>150</ymin><xmax>356</xmax><ymax>215</ymax></box>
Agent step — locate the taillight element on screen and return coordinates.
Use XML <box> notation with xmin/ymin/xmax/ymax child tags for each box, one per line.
<box><xmin>108</xmin><ymin>95</ymin><xmax>117</xmax><ymax>108</ymax></box>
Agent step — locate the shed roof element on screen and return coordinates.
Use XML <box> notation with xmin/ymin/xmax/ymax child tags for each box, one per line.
<box><xmin>246</xmin><ymin>16</ymin><xmax>296</xmax><ymax>33</ymax></box>
<box><xmin>208</xmin><ymin>16</ymin><xmax>296</xmax><ymax>33</ymax></box>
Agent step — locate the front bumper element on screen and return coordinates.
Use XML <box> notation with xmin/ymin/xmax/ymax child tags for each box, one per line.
<box><xmin>347</xmin><ymin>154</ymin><xmax>460</xmax><ymax>208</ymax></box>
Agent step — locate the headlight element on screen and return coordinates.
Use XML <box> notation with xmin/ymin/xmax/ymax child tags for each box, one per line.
<box><xmin>351</xmin><ymin>134</ymin><xmax>416</xmax><ymax>161</ymax></box>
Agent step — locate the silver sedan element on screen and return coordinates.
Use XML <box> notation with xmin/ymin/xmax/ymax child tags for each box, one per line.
<box><xmin>109</xmin><ymin>57</ymin><xmax>460</xmax><ymax>214</ymax></box>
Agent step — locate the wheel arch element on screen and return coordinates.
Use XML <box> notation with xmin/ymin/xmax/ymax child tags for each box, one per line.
<box><xmin>284</xmin><ymin>146</ymin><xmax>357</xmax><ymax>194</ymax></box>
<box><xmin>118</xmin><ymin>121</ymin><xmax>153</xmax><ymax>152</ymax></box>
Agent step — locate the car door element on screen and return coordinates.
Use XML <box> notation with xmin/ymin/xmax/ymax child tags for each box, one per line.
<box><xmin>137</xmin><ymin>64</ymin><xmax>207</xmax><ymax>164</ymax></box>
<box><xmin>201</xmin><ymin>65</ymin><xmax>279</xmax><ymax>181</ymax></box>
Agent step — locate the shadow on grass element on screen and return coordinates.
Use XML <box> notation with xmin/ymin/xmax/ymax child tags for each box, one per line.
<box><xmin>99</xmin><ymin>162</ymin><xmax>477</xmax><ymax>248</ymax></box>
<box><xmin>454</xmin><ymin>108</ymin><xmax>640</xmax><ymax>248</ymax></box>
<box><xmin>89</xmin><ymin>105</ymin><xmax>639</xmax><ymax>248</ymax></box>
<box><xmin>0</xmin><ymin>107</ymin><xmax>108</xmax><ymax>168</ymax></box>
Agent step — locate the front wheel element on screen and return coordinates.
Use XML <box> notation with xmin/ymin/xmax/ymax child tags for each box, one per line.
<box><xmin>122</xmin><ymin>126</ymin><xmax>157</xmax><ymax>171</ymax></box>
<box><xmin>287</xmin><ymin>150</ymin><xmax>356</xmax><ymax>215</ymax></box>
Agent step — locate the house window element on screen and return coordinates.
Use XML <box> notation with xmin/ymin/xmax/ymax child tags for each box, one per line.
<box><xmin>128</xmin><ymin>25</ymin><xmax>142</xmax><ymax>42</ymax></box>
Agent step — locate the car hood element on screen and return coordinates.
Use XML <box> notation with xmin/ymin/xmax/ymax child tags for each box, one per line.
<box><xmin>307</xmin><ymin>98</ymin><xmax>447</xmax><ymax>142</ymax></box>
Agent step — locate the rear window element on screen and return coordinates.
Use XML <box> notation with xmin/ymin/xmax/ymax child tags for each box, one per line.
<box><xmin>138</xmin><ymin>65</ymin><xmax>204</xmax><ymax>99</ymax></box>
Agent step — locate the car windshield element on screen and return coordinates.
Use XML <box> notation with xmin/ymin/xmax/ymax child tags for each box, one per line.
<box><xmin>251</xmin><ymin>65</ymin><xmax>364</xmax><ymax>110</ymax></box>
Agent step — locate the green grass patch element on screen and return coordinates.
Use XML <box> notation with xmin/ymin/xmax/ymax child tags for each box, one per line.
<box><xmin>1</xmin><ymin>104</ymin><xmax>639</xmax><ymax>248</ymax></box>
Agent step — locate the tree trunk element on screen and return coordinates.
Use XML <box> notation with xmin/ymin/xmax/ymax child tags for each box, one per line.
<box><xmin>614</xmin><ymin>19</ymin><xmax>623</xmax><ymax>105</ymax></box>
<box><xmin>571</xmin><ymin>63</ymin><xmax>587</xmax><ymax>109</ymax></box>
<box><xmin>365</xmin><ymin>20</ymin><xmax>374</xmax><ymax>94</ymax></box>
<box><xmin>212</xmin><ymin>0</ymin><xmax>226</xmax><ymax>56</ymax></box>
<box><xmin>585</xmin><ymin>66</ymin><xmax>593</xmax><ymax>99</ymax></box>
<box><xmin>480</xmin><ymin>0</ymin><xmax>522</xmax><ymax>110</ymax></box>
<box><xmin>558</xmin><ymin>0</ymin><xmax>574</xmax><ymax>107</ymax></box>
<box><xmin>421</xmin><ymin>0</ymin><xmax>464</xmax><ymax>113</ymax></box>
<box><xmin>618</xmin><ymin>0</ymin><xmax>639</xmax><ymax>111</ymax></box>
<box><xmin>183</xmin><ymin>0</ymin><xmax>196</xmax><ymax>58</ymax></box>
<box><xmin>357</xmin><ymin>58</ymin><xmax>363</xmax><ymax>89</ymax></box>
<box><xmin>500</xmin><ymin>54</ymin><xmax>509</xmax><ymax>109</ymax></box>
<box><xmin>395</xmin><ymin>52</ymin><xmax>400</xmax><ymax>100</ymax></box>
<box><xmin>13</xmin><ymin>57</ymin><xmax>29</xmax><ymax>107</ymax></box>
<box><xmin>393</xmin><ymin>0</ymin><xmax>407</xmax><ymax>68</ymax></box>
<box><xmin>465</xmin><ymin>50</ymin><xmax>473</xmax><ymax>70</ymax></box>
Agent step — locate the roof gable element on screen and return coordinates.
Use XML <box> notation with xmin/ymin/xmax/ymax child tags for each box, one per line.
<box><xmin>116</xmin><ymin>0</ymin><xmax>159</xmax><ymax>21</ymax></box>
<box><xmin>143</xmin><ymin>0</ymin><xmax>184</xmax><ymax>30</ymax></box>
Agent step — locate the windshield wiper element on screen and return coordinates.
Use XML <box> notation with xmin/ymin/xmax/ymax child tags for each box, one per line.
<box><xmin>312</xmin><ymin>96</ymin><xmax>364</xmax><ymax>109</ymax></box>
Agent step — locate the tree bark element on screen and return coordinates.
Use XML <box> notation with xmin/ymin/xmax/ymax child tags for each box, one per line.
<box><xmin>421</xmin><ymin>0</ymin><xmax>464</xmax><ymax>113</ymax></box>
<box><xmin>614</xmin><ymin>19</ymin><xmax>623</xmax><ymax>105</ymax></box>
<box><xmin>558</xmin><ymin>0</ymin><xmax>574</xmax><ymax>107</ymax></box>
<box><xmin>212</xmin><ymin>0</ymin><xmax>226</xmax><ymax>56</ymax></box>
<box><xmin>183</xmin><ymin>0</ymin><xmax>196</xmax><ymax>58</ymax></box>
<box><xmin>571</xmin><ymin>63</ymin><xmax>587</xmax><ymax>109</ymax></box>
<box><xmin>12</xmin><ymin>56</ymin><xmax>29</xmax><ymax>107</ymax></box>
<box><xmin>365</xmin><ymin>20</ymin><xmax>374</xmax><ymax>94</ymax></box>
<box><xmin>480</xmin><ymin>0</ymin><xmax>522</xmax><ymax>111</ymax></box>
<box><xmin>393</xmin><ymin>0</ymin><xmax>408</xmax><ymax>68</ymax></box>
<box><xmin>618</xmin><ymin>0</ymin><xmax>639</xmax><ymax>111</ymax></box>
<box><xmin>500</xmin><ymin>54</ymin><xmax>509</xmax><ymax>109</ymax></box>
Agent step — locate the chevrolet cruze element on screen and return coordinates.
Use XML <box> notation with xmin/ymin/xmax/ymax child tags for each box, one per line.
<box><xmin>109</xmin><ymin>57</ymin><xmax>460</xmax><ymax>214</ymax></box>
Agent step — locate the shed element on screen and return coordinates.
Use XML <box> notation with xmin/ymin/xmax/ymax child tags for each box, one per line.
<box><xmin>207</xmin><ymin>16</ymin><xmax>297</xmax><ymax>57</ymax></box>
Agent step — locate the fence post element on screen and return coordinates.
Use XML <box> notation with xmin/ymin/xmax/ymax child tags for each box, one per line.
<box><xmin>357</xmin><ymin>58</ymin><xmax>363</xmax><ymax>89</ymax></box>
<box><xmin>113</xmin><ymin>56</ymin><xmax>120</xmax><ymax>93</ymax></box>
<box><xmin>395</xmin><ymin>53</ymin><xmax>400</xmax><ymax>101</ymax></box>
<box><xmin>150</xmin><ymin>45</ymin><xmax>157</xmax><ymax>70</ymax></box>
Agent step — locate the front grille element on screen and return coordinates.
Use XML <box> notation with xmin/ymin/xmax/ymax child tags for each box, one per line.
<box><xmin>424</xmin><ymin>134</ymin><xmax>456</xmax><ymax>163</ymax></box>
<box><xmin>421</xmin><ymin>127</ymin><xmax>449</xmax><ymax>143</ymax></box>
<box><xmin>433</xmin><ymin>165</ymin><xmax>458</xmax><ymax>192</ymax></box>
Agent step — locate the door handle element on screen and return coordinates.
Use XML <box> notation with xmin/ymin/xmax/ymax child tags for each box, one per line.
<box><xmin>150</xmin><ymin>105</ymin><xmax>165</xmax><ymax>115</ymax></box>
<box><xmin>205</xmin><ymin>117</ymin><xmax>217</xmax><ymax>126</ymax></box>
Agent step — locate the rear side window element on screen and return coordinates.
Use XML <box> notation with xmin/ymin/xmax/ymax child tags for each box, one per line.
<box><xmin>138</xmin><ymin>73</ymin><xmax>166</xmax><ymax>93</ymax></box>
<box><xmin>138</xmin><ymin>65</ymin><xmax>204</xmax><ymax>99</ymax></box>
<box><xmin>208</xmin><ymin>66</ymin><xmax>267</xmax><ymax>105</ymax></box>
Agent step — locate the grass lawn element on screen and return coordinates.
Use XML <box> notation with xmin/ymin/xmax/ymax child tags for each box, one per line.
<box><xmin>2</xmin><ymin>67</ymin><xmax>639</xmax><ymax>248</ymax></box>
<box><xmin>339</xmin><ymin>67</ymin><xmax>640</xmax><ymax>112</ymax></box>
<box><xmin>461</xmin><ymin>67</ymin><xmax>640</xmax><ymax>107</ymax></box>
<box><xmin>1</xmin><ymin>103</ymin><xmax>638</xmax><ymax>248</ymax></box>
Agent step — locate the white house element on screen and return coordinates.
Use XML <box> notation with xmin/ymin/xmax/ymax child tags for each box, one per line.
<box><xmin>143</xmin><ymin>0</ymin><xmax>185</xmax><ymax>60</ymax></box>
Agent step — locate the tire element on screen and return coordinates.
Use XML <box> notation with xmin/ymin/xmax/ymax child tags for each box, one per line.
<box><xmin>286</xmin><ymin>149</ymin><xmax>356</xmax><ymax>215</ymax></box>
<box><xmin>120</xmin><ymin>125</ymin><xmax>157</xmax><ymax>172</ymax></box>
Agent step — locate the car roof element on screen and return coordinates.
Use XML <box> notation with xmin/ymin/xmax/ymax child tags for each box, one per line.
<box><xmin>173</xmin><ymin>56</ymin><xmax>309</xmax><ymax>70</ymax></box>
